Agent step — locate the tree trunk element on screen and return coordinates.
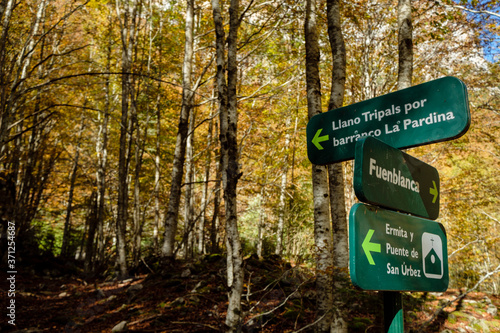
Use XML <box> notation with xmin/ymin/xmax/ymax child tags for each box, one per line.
<box><xmin>61</xmin><ymin>119</ymin><xmax>85</xmax><ymax>258</ymax></box>
<box><xmin>96</xmin><ymin>10</ymin><xmax>112</xmax><ymax>266</ymax></box>
<box><xmin>0</xmin><ymin>0</ymin><xmax>15</xmax><ymax>154</ymax></box>
<box><xmin>161</xmin><ymin>0</ymin><xmax>195</xmax><ymax>259</ymax></box>
<box><xmin>305</xmin><ymin>0</ymin><xmax>334</xmax><ymax>331</ymax></box>
<box><xmin>154</xmin><ymin>93</ymin><xmax>161</xmax><ymax>252</ymax></box>
<box><xmin>398</xmin><ymin>0</ymin><xmax>413</xmax><ymax>90</ymax></box>
<box><xmin>225</xmin><ymin>0</ymin><xmax>243</xmax><ymax>329</ymax></box>
<box><xmin>257</xmin><ymin>186</ymin><xmax>266</xmax><ymax>258</ymax></box>
<box><xmin>116</xmin><ymin>49</ymin><xmax>130</xmax><ymax>279</ymax></box>
<box><xmin>84</xmin><ymin>192</ymin><xmax>98</xmax><ymax>273</ymax></box>
<box><xmin>198</xmin><ymin>102</ymin><xmax>215</xmax><ymax>255</ymax></box>
<box><xmin>257</xmin><ymin>211</ymin><xmax>264</xmax><ymax>258</ymax></box>
<box><xmin>151</xmin><ymin>4</ymin><xmax>164</xmax><ymax>253</ymax></box>
<box><xmin>385</xmin><ymin>0</ymin><xmax>413</xmax><ymax>326</ymax></box>
<box><xmin>326</xmin><ymin>0</ymin><xmax>348</xmax><ymax>331</ymax></box>
<box><xmin>61</xmin><ymin>153</ymin><xmax>78</xmax><ymax>258</ymax></box>
<box><xmin>183</xmin><ymin>108</ymin><xmax>195</xmax><ymax>259</ymax></box>
<box><xmin>115</xmin><ymin>0</ymin><xmax>139</xmax><ymax>279</ymax></box>
<box><xmin>275</xmin><ymin>116</ymin><xmax>291</xmax><ymax>257</ymax></box>
<box><xmin>132</xmin><ymin>116</ymin><xmax>148</xmax><ymax>267</ymax></box>
<box><xmin>1</xmin><ymin>0</ymin><xmax>47</xmax><ymax>202</ymax></box>
<box><xmin>210</xmin><ymin>157</ymin><xmax>221</xmax><ymax>254</ymax></box>
<box><xmin>211</xmin><ymin>0</ymin><xmax>244</xmax><ymax>330</ymax></box>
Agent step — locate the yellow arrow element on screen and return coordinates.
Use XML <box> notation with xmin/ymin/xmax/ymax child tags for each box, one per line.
<box><xmin>312</xmin><ymin>128</ymin><xmax>329</xmax><ymax>150</ymax></box>
<box><xmin>429</xmin><ymin>181</ymin><xmax>438</xmax><ymax>204</ymax></box>
<box><xmin>362</xmin><ymin>229</ymin><xmax>381</xmax><ymax>265</ymax></box>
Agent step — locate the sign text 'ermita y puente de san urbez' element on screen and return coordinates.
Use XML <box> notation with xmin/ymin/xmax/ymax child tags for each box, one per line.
<box><xmin>306</xmin><ymin>76</ymin><xmax>471</xmax><ymax>165</ymax></box>
<box><xmin>349</xmin><ymin>203</ymin><xmax>449</xmax><ymax>292</ymax></box>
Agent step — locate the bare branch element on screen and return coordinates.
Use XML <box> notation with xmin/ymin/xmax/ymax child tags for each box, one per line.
<box><xmin>481</xmin><ymin>210</ymin><xmax>500</xmax><ymax>225</ymax></box>
<box><xmin>448</xmin><ymin>237</ymin><xmax>481</xmax><ymax>258</ymax></box>
<box><xmin>291</xmin><ymin>311</ymin><xmax>331</xmax><ymax>333</ymax></box>
<box><xmin>245</xmin><ymin>273</ymin><xmax>310</xmax><ymax>326</ymax></box>
<box><xmin>452</xmin><ymin>4</ymin><xmax>500</xmax><ymax>19</ymax></box>
<box><xmin>22</xmin><ymin>71</ymin><xmax>181</xmax><ymax>95</ymax></box>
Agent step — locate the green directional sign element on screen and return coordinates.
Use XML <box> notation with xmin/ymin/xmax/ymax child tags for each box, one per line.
<box><xmin>349</xmin><ymin>203</ymin><xmax>449</xmax><ymax>292</ymax></box>
<box><xmin>354</xmin><ymin>136</ymin><xmax>440</xmax><ymax>220</ymax></box>
<box><xmin>306</xmin><ymin>76</ymin><xmax>471</xmax><ymax>165</ymax></box>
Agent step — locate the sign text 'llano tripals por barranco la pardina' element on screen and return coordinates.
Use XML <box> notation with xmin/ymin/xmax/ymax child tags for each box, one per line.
<box><xmin>306</xmin><ymin>76</ymin><xmax>471</xmax><ymax>165</ymax></box>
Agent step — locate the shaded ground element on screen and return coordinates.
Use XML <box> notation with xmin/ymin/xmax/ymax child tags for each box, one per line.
<box><xmin>1</xmin><ymin>255</ymin><xmax>498</xmax><ymax>332</ymax></box>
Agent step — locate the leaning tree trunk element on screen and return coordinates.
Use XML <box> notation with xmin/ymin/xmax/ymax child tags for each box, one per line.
<box><xmin>305</xmin><ymin>0</ymin><xmax>335</xmax><ymax>331</ymax></box>
<box><xmin>326</xmin><ymin>0</ymin><xmax>348</xmax><ymax>331</ymax></box>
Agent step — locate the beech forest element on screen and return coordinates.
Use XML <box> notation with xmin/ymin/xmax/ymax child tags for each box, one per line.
<box><xmin>0</xmin><ymin>0</ymin><xmax>499</xmax><ymax>332</ymax></box>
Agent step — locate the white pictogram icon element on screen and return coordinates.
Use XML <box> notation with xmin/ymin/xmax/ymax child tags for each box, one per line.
<box><xmin>422</xmin><ymin>232</ymin><xmax>443</xmax><ymax>279</ymax></box>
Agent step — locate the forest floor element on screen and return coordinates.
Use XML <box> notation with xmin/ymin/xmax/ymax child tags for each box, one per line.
<box><xmin>1</xmin><ymin>254</ymin><xmax>499</xmax><ymax>333</ymax></box>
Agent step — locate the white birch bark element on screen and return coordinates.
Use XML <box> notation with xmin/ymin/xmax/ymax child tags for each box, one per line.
<box><xmin>305</xmin><ymin>0</ymin><xmax>334</xmax><ymax>331</ymax></box>
<box><xmin>398</xmin><ymin>0</ymin><xmax>413</xmax><ymax>90</ymax></box>
<box><xmin>327</xmin><ymin>0</ymin><xmax>348</xmax><ymax>331</ymax></box>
